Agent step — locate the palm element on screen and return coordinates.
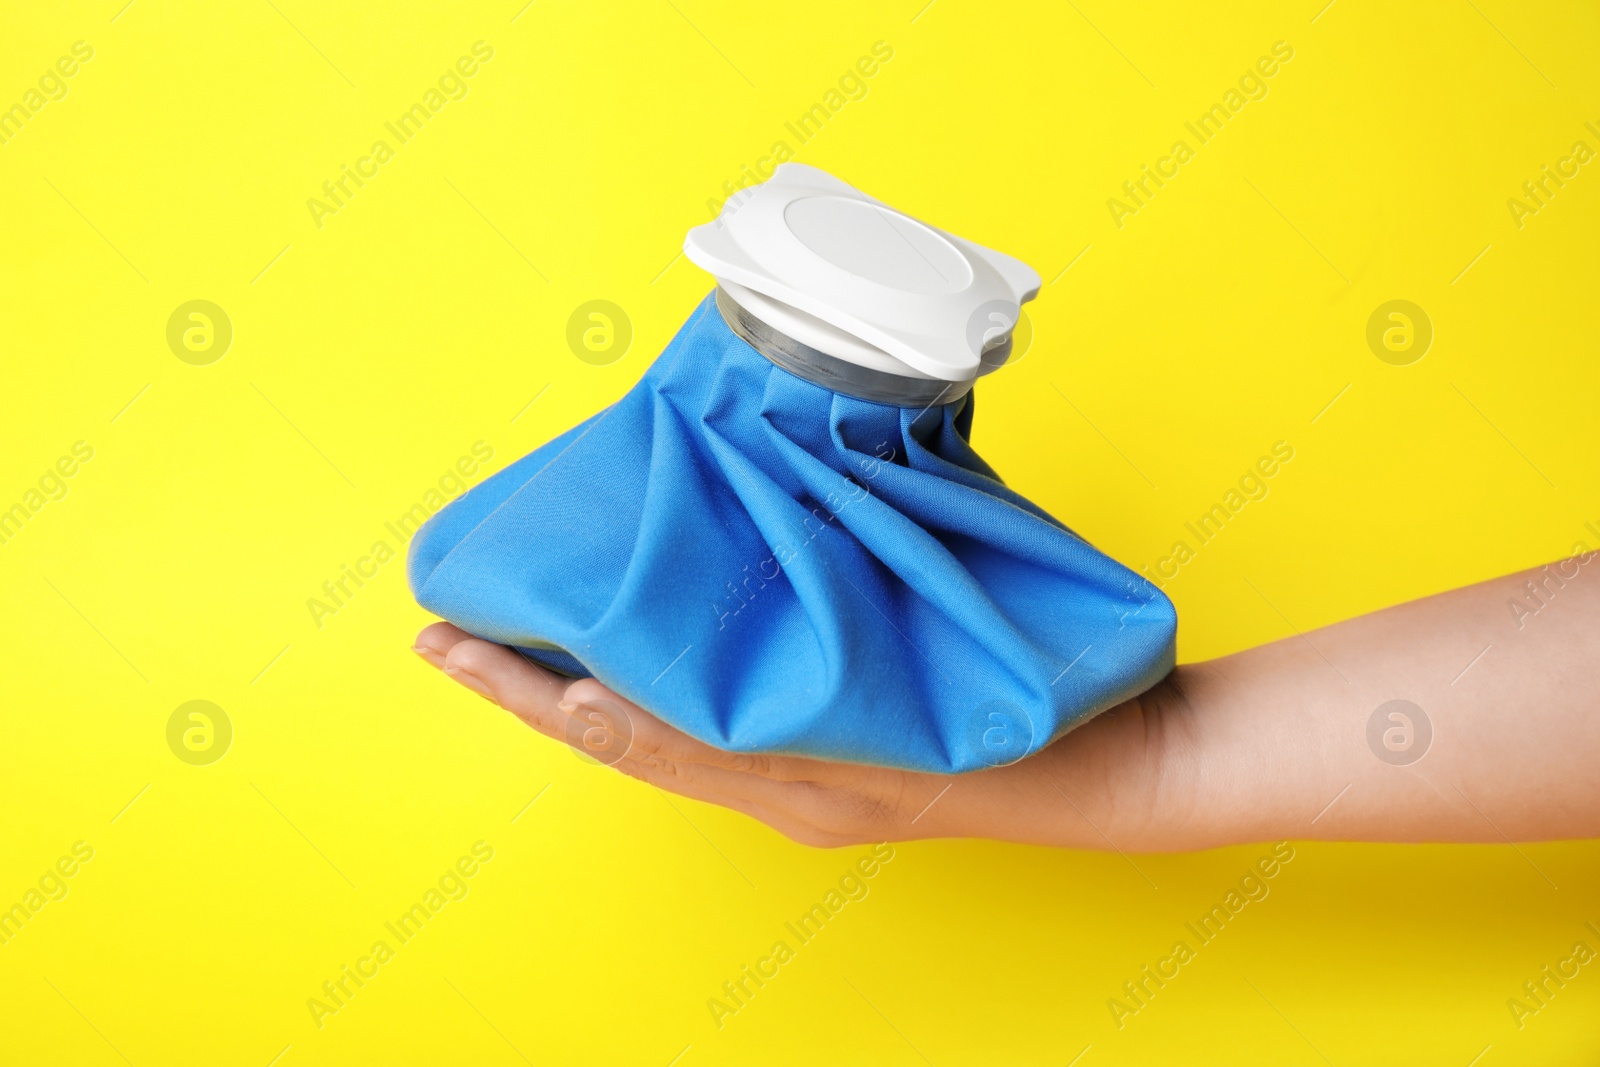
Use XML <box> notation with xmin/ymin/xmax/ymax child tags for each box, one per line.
<box><xmin>414</xmin><ymin>621</ymin><xmax>1172</xmax><ymax>850</ymax></box>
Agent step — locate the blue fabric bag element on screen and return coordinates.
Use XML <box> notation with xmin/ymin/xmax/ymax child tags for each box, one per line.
<box><xmin>408</xmin><ymin>291</ymin><xmax>1177</xmax><ymax>773</ymax></box>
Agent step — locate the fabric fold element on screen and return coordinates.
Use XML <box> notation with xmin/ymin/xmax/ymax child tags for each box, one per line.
<box><xmin>409</xmin><ymin>291</ymin><xmax>1176</xmax><ymax>773</ymax></box>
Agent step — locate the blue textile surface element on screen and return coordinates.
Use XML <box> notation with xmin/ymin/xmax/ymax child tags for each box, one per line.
<box><xmin>409</xmin><ymin>292</ymin><xmax>1176</xmax><ymax>773</ymax></box>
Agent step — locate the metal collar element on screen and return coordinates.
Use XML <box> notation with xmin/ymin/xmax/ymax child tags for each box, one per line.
<box><xmin>714</xmin><ymin>286</ymin><xmax>974</xmax><ymax>407</ymax></box>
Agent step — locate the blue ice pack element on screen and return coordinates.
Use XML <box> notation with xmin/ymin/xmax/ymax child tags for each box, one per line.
<box><xmin>408</xmin><ymin>285</ymin><xmax>1176</xmax><ymax>773</ymax></box>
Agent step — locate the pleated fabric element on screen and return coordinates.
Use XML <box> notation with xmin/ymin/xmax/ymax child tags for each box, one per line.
<box><xmin>409</xmin><ymin>292</ymin><xmax>1176</xmax><ymax>773</ymax></box>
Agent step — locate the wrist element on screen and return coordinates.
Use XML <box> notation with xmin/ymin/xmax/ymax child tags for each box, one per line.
<box><xmin>1115</xmin><ymin>671</ymin><xmax>1210</xmax><ymax>851</ymax></box>
<box><xmin>1003</xmin><ymin>674</ymin><xmax>1219</xmax><ymax>853</ymax></box>
<box><xmin>1146</xmin><ymin>653</ymin><xmax>1355</xmax><ymax>850</ymax></box>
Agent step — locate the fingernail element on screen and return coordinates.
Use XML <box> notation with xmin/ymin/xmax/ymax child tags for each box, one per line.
<box><xmin>444</xmin><ymin>666</ymin><xmax>496</xmax><ymax>702</ymax></box>
<box><xmin>413</xmin><ymin>645</ymin><xmax>445</xmax><ymax>666</ymax></box>
<box><xmin>556</xmin><ymin>701</ymin><xmax>578</xmax><ymax>714</ymax></box>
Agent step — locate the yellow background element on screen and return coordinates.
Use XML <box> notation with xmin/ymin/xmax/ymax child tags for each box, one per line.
<box><xmin>3</xmin><ymin>0</ymin><xmax>1598</xmax><ymax>1062</ymax></box>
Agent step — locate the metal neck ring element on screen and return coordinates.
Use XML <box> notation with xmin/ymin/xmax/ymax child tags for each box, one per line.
<box><xmin>714</xmin><ymin>286</ymin><xmax>972</xmax><ymax>408</ymax></box>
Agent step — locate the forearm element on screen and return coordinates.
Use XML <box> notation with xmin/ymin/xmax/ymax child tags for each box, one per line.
<box><xmin>1161</xmin><ymin>556</ymin><xmax>1600</xmax><ymax>847</ymax></box>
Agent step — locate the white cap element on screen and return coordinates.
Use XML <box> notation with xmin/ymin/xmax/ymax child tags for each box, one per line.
<box><xmin>684</xmin><ymin>164</ymin><xmax>1040</xmax><ymax>383</ymax></box>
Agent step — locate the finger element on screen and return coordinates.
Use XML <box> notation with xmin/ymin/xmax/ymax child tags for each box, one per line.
<box><xmin>617</xmin><ymin>745</ymin><xmax>913</xmax><ymax>845</ymax></box>
<box><xmin>560</xmin><ymin>677</ymin><xmax>748</xmax><ymax>773</ymax></box>
<box><xmin>436</xmin><ymin>637</ymin><xmax>570</xmax><ymax>740</ymax></box>
<box><xmin>556</xmin><ymin>681</ymin><xmax>897</xmax><ymax>839</ymax></box>
<box><xmin>413</xmin><ymin>621</ymin><xmax>479</xmax><ymax>669</ymax></box>
<box><xmin>613</xmin><ymin>759</ymin><xmax>862</xmax><ymax>848</ymax></box>
<box><xmin>421</xmin><ymin>637</ymin><xmax>894</xmax><ymax>845</ymax></box>
<box><xmin>621</xmin><ymin>749</ymin><xmax>823</xmax><ymax>817</ymax></box>
<box><xmin>561</xmin><ymin>677</ymin><xmax>871</xmax><ymax>785</ymax></box>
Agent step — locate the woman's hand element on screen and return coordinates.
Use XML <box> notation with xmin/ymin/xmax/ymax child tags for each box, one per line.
<box><xmin>412</xmin><ymin>621</ymin><xmax>1193</xmax><ymax>851</ymax></box>
<box><xmin>415</xmin><ymin>557</ymin><xmax>1600</xmax><ymax>849</ymax></box>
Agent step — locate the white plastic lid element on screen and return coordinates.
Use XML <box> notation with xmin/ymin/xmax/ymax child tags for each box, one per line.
<box><xmin>684</xmin><ymin>164</ymin><xmax>1041</xmax><ymax>382</ymax></box>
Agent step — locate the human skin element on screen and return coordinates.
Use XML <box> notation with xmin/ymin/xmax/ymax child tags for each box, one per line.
<box><xmin>412</xmin><ymin>556</ymin><xmax>1600</xmax><ymax>850</ymax></box>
